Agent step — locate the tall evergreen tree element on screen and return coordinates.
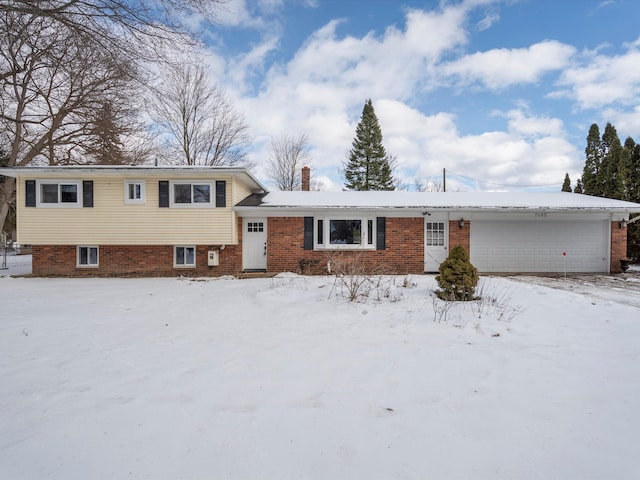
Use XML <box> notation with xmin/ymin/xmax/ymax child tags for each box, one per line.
<box><xmin>343</xmin><ymin>99</ymin><xmax>395</xmax><ymax>191</ymax></box>
<box><xmin>561</xmin><ymin>173</ymin><xmax>572</xmax><ymax>192</ymax></box>
<box><xmin>85</xmin><ymin>101</ymin><xmax>126</xmax><ymax>165</ymax></box>
<box><xmin>623</xmin><ymin>136</ymin><xmax>639</xmax><ymax>202</ymax></box>
<box><xmin>574</xmin><ymin>178</ymin><xmax>584</xmax><ymax>194</ymax></box>
<box><xmin>601</xmin><ymin>122</ymin><xmax>625</xmax><ymax>199</ymax></box>
<box><xmin>580</xmin><ymin>122</ymin><xmax>640</xmax><ymax>260</ymax></box>
<box><xmin>582</xmin><ymin>123</ymin><xmax>603</xmax><ymax>196</ymax></box>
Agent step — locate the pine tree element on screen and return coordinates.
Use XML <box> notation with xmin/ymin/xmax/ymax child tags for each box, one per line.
<box><xmin>343</xmin><ymin>99</ymin><xmax>395</xmax><ymax>191</ymax></box>
<box><xmin>85</xmin><ymin>101</ymin><xmax>126</xmax><ymax>165</ymax></box>
<box><xmin>582</xmin><ymin>123</ymin><xmax>603</xmax><ymax>196</ymax></box>
<box><xmin>561</xmin><ymin>173</ymin><xmax>572</xmax><ymax>192</ymax></box>
<box><xmin>601</xmin><ymin>122</ymin><xmax>625</xmax><ymax>199</ymax></box>
<box><xmin>625</xmin><ymin>137</ymin><xmax>640</xmax><ymax>203</ymax></box>
<box><xmin>574</xmin><ymin>178</ymin><xmax>583</xmax><ymax>194</ymax></box>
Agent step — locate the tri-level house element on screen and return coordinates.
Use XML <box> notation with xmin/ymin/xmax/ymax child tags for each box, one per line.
<box><xmin>2</xmin><ymin>165</ymin><xmax>639</xmax><ymax>276</ymax></box>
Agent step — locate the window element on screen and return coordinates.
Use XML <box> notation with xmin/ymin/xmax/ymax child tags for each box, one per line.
<box><xmin>330</xmin><ymin>219</ymin><xmax>361</xmax><ymax>245</ymax></box>
<box><xmin>247</xmin><ymin>222</ymin><xmax>264</xmax><ymax>232</ymax></box>
<box><xmin>77</xmin><ymin>246</ymin><xmax>99</xmax><ymax>267</ymax></box>
<box><xmin>124</xmin><ymin>180</ymin><xmax>146</xmax><ymax>204</ymax></box>
<box><xmin>170</xmin><ymin>182</ymin><xmax>212</xmax><ymax>206</ymax></box>
<box><xmin>426</xmin><ymin>222</ymin><xmax>445</xmax><ymax>246</ymax></box>
<box><xmin>174</xmin><ymin>246</ymin><xmax>196</xmax><ymax>267</ymax></box>
<box><xmin>37</xmin><ymin>181</ymin><xmax>81</xmax><ymax>207</ymax></box>
<box><xmin>315</xmin><ymin>217</ymin><xmax>375</xmax><ymax>249</ymax></box>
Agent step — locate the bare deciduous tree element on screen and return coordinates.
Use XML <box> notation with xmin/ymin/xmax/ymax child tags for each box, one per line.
<box><xmin>0</xmin><ymin>11</ymin><xmax>137</xmax><ymax>230</ymax></box>
<box><xmin>265</xmin><ymin>133</ymin><xmax>311</xmax><ymax>191</ymax></box>
<box><xmin>0</xmin><ymin>1</ymin><xmax>229</xmax><ymax>231</ymax></box>
<box><xmin>414</xmin><ymin>177</ymin><xmax>444</xmax><ymax>192</ymax></box>
<box><xmin>0</xmin><ymin>0</ymin><xmax>226</xmax><ymax>79</ymax></box>
<box><xmin>152</xmin><ymin>63</ymin><xmax>251</xmax><ymax>167</ymax></box>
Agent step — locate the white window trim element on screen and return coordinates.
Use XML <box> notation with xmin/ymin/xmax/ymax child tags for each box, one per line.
<box><xmin>36</xmin><ymin>180</ymin><xmax>82</xmax><ymax>208</ymax></box>
<box><xmin>77</xmin><ymin>246</ymin><xmax>99</xmax><ymax>267</ymax></box>
<box><xmin>124</xmin><ymin>180</ymin><xmax>146</xmax><ymax>204</ymax></box>
<box><xmin>174</xmin><ymin>245</ymin><xmax>196</xmax><ymax>268</ymax></box>
<box><xmin>169</xmin><ymin>181</ymin><xmax>214</xmax><ymax>208</ymax></box>
<box><xmin>314</xmin><ymin>216</ymin><xmax>376</xmax><ymax>250</ymax></box>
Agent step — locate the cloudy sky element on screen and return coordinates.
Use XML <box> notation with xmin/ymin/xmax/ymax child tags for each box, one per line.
<box><xmin>192</xmin><ymin>0</ymin><xmax>640</xmax><ymax>191</ymax></box>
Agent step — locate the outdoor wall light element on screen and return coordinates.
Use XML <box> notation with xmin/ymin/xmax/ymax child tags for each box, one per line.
<box><xmin>458</xmin><ymin>218</ymin><xmax>465</xmax><ymax>229</ymax></box>
<box><xmin>619</xmin><ymin>219</ymin><xmax>627</xmax><ymax>229</ymax></box>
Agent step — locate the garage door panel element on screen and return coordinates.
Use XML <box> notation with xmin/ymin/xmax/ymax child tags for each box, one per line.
<box><xmin>471</xmin><ymin>220</ymin><xmax>608</xmax><ymax>273</ymax></box>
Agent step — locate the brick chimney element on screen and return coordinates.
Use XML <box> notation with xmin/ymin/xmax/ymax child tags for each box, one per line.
<box><xmin>301</xmin><ymin>166</ymin><xmax>310</xmax><ymax>191</ymax></box>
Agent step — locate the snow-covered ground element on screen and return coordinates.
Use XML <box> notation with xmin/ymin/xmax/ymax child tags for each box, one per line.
<box><xmin>1</xmin><ymin>256</ymin><xmax>639</xmax><ymax>479</ymax></box>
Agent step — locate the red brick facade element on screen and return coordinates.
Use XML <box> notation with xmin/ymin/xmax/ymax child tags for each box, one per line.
<box><xmin>266</xmin><ymin>217</ymin><xmax>425</xmax><ymax>275</ymax></box>
<box><xmin>32</xmin><ymin>244</ymin><xmax>241</xmax><ymax>277</ymax></box>
<box><xmin>610</xmin><ymin>221</ymin><xmax>628</xmax><ymax>274</ymax></box>
<box><xmin>449</xmin><ymin>219</ymin><xmax>470</xmax><ymax>253</ymax></box>
<box><xmin>29</xmin><ymin>217</ymin><xmax>625</xmax><ymax>276</ymax></box>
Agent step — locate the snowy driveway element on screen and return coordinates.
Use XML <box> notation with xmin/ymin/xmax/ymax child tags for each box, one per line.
<box><xmin>508</xmin><ymin>267</ymin><xmax>640</xmax><ymax>308</ymax></box>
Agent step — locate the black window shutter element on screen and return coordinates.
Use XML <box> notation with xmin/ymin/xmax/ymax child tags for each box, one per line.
<box><xmin>304</xmin><ymin>217</ymin><xmax>314</xmax><ymax>250</ymax></box>
<box><xmin>159</xmin><ymin>181</ymin><xmax>169</xmax><ymax>207</ymax></box>
<box><xmin>82</xmin><ymin>180</ymin><xmax>93</xmax><ymax>207</ymax></box>
<box><xmin>25</xmin><ymin>180</ymin><xmax>36</xmax><ymax>207</ymax></box>
<box><xmin>216</xmin><ymin>180</ymin><xmax>226</xmax><ymax>207</ymax></box>
<box><xmin>376</xmin><ymin>217</ymin><xmax>386</xmax><ymax>250</ymax></box>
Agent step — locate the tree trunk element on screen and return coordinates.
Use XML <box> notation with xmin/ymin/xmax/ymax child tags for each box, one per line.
<box><xmin>0</xmin><ymin>178</ymin><xmax>16</xmax><ymax>234</ymax></box>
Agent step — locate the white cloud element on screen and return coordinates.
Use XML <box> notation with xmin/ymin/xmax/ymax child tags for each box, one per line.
<box><xmin>194</xmin><ymin>0</ymin><xmax>632</xmax><ymax>191</ymax></box>
<box><xmin>553</xmin><ymin>38</ymin><xmax>640</xmax><ymax>110</ymax></box>
<box><xmin>505</xmin><ymin>110</ymin><xmax>565</xmax><ymax>138</ymax></box>
<box><xmin>442</xmin><ymin>41</ymin><xmax>576</xmax><ymax>89</ymax></box>
<box><xmin>369</xmin><ymin>101</ymin><xmax>579</xmax><ymax>191</ymax></box>
<box><xmin>216</xmin><ymin>0</ymin><xmax>263</xmax><ymax>28</ymax></box>
<box><xmin>601</xmin><ymin>106</ymin><xmax>640</xmax><ymax>140</ymax></box>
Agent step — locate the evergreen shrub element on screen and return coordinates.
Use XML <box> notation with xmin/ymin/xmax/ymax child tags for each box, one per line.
<box><xmin>435</xmin><ymin>246</ymin><xmax>479</xmax><ymax>301</ymax></box>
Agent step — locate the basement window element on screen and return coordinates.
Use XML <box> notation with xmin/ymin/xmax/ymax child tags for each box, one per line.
<box><xmin>77</xmin><ymin>246</ymin><xmax>99</xmax><ymax>267</ymax></box>
<box><xmin>174</xmin><ymin>246</ymin><xmax>196</xmax><ymax>267</ymax></box>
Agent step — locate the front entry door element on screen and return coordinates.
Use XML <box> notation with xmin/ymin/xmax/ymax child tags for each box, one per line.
<box><xmin>243</xmin><ymin>218</ymin><xmax>267</xmax><ymax>271</ymax></box>
<box><xmin>424</xmin><ymin>219</ymin><xmax>448</xmax><ymax>272</ymax></box>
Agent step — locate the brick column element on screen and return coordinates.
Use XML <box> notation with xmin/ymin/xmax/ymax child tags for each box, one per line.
<box><xmin>610</xmin><ymin>221</ymin><xmax>627</xmax><ymax>273</ymax></box>
<box><xmin>449</xmin><ymin>219</ymin><xmax>470</xmax><ymax>255</ymax></box>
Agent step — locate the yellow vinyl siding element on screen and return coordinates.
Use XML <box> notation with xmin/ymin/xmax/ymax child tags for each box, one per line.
<box><xmin>233</xmin><ymin>179</ymin><xmax>253</xmax><ymax>205</ymax></box>
<box><xmin>17</xmin><ymin>175</ymin><xmax>239</xmax><ymax>245</ymax></box>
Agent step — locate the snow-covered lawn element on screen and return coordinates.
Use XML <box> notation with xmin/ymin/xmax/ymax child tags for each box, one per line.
<box><xmin>1</xmin><ymin>257</ymin><xmax>639</xmax><ymax>479</ymax></box>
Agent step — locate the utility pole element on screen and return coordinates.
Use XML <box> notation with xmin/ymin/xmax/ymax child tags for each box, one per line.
<box><xmin>443</xmin><ymin>168</ymin><xmax>446</xmax><ymax>192</ymax></box>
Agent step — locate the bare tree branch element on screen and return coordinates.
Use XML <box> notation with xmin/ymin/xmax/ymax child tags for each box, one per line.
<box><xmin>151</xmin><ymin>63</ymin><xmax>252</xmax><ymax>167</ymax></box>
<box><xmin>265</xmin><ymin>133</ymin><xmax>311</xmax><ymax>191</ymax></box>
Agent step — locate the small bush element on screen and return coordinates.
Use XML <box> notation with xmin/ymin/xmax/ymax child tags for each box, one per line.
<box><xmin>435</xmin><ymin>246</ymin><xmax>479</xmax><ymax>301</ymax></box>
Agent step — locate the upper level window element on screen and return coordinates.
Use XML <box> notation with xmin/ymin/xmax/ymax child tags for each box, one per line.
<box><xmin>170</xmin><ymin>181</ymin><xmax>212</xmax><ymax>206</ymax></box>
<box><xmin>315</xmin><ymin>217</ymin><xmax>375</xmax><ymax>250</ymax></box>
<box><xmin>36</xmin><ymin>181</ymin><xmax>81</xmax><ymax>207</ymax></box>
<box><xmin>124</xmin><ymin>180</ymin><xmax>146</xmax><ymax>204</ymax></box>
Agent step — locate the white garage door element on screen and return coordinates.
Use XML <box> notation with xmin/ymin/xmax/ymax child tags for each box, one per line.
<box><xmin>471</xmin><ymin>220</ymin><xmax>609</xmax><ymax>273</ymax></box>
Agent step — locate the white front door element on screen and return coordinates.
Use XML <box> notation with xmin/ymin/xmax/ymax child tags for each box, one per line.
<box><xmin>242</xmin><ymin>218</ymin><xmax>267</xmax><ymax>271</ymax></box>
<box><xmin>424</xmin><ymin>219</ymin><xmax>448</xmax><ymax>272</ymax></box>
